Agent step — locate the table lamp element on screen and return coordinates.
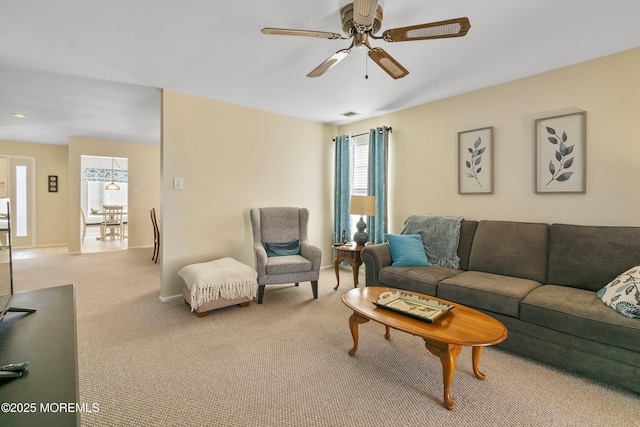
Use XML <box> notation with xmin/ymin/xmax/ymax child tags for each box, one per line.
<box><xmin>349</xmin><ymin>195</ymin><xmax>376</xmax><ymax>245</ymax></box>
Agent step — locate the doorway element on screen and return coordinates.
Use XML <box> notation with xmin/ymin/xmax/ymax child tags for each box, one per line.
<box><xmin>80</xmin><ymin>155</ymin><xmax>128</xmax><ymax>253</ymax></box>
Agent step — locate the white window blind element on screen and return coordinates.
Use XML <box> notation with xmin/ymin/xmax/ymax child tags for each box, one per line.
<box><xmin>352</xmin><ymin>136</ymin><xmax>369</xmax><ymax>196</ymax></box>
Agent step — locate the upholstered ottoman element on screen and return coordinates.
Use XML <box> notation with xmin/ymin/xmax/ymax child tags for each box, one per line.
<box><xmin>178</xmin><ymin>257</ymin><xmax>258</xmax><ymax>317</ymax></box>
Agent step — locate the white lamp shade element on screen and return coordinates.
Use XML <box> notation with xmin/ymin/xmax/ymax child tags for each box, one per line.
<box><xmin>349</xmin><ymin>195</ymin><xmax>376</xmax><ymax>216</ymax></box>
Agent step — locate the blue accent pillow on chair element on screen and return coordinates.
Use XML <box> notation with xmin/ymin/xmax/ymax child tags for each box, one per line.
<box><xmin>264</xmin><ymin>240</ymin><xmax>301</xmax><ymax>257</ymax></box>
<box><xmin>385</xmin><ymin>234</ymin><xmax>431</xmax><ymax>267</ymax></box>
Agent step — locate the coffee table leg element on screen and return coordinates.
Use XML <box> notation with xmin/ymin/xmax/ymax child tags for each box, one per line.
<box><xmin>348</xmin><ymin>313</ymin><xmax>369</xmax><ymax>356</ymax></box>
<box><xmin>424</xmin><ymin>341</ymin><xmax>462</xmax><ymax>411</ymax></box>
<box><xmin>333</xmin><ymin>258</ymin><xmax>340</xmax><ymax>290</ymax></box>
<box><xmin>472</xmin><ymin>346</ymin><xmax>486</xmax><ymax>380</ymax></box>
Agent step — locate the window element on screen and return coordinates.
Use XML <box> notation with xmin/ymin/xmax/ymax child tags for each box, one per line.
<box><xmin>350</xmin><ymin>134</ymin><xmax>369</xmax><ymax>234</ymax></box>
<box><xmin>15</xmin><ymin>165</ymin><xmax>27</xmax><ymax>237</ymax></box>
<box><xmin>352</xmin><ymin>136</ymin><xmax>369</xmax><ymax>196</ymax></box>
<box><xmin>87</xmin><ymin>181</ymin><xmax>128</xmax><ymax>213</ymax></box>
<box><xmin>81</xmin><ymin>156</ymin><xmax>128</xmax><ymax>218</ymax></box>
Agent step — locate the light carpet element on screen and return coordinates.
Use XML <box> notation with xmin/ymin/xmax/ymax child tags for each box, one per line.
<box><xmin>11</xmin><ymin>249</ymin><xmax>639</xmax><ymax>426</ymax></box>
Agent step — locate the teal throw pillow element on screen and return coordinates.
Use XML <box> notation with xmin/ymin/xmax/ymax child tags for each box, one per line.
<box><xmin>264</xmin><ymin>240</ymin><xmax>300</xmax><ymax>257</ymax></box>
<box><xmin>385</xmin><ymin>233</ymin><xmax>431</xmax><ymax>267</ymax></box>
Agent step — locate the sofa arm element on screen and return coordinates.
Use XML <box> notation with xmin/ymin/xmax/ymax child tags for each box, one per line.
<box><xmin>361</xmin><ymin>243</ymin><xmax>392</xmax><ymax>287</ymax></box>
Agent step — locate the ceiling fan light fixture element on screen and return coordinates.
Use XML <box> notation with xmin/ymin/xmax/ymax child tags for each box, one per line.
<box><xmin>263</xmin><ymin>4</ymin><xmax>469</xmax><ymax>79</ymax></box>
<box><xmin>354</xmin><ymin>32</ymin><xmax>368</xmax><ymax>48</ymax></box>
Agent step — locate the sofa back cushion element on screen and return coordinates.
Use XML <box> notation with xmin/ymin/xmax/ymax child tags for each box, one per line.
<box><xmin>457</xmin><ymin>220</ymin><xmax>478</xmax><ymax>271</ymax></box>
<box><xmin>468</xmin><ymin>220</ymin><xmax>549</xmax><ymax>283</ymax></box>
<box><xmin>547</xmin><ymin>224</ymin><xmax>640</xmax><ymax>291</ymax></box>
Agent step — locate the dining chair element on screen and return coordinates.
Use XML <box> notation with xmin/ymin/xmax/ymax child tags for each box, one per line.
<box><xmin>101</xmin><ymin>205</ymin><xmax>124</xmax><ymax>240</ymax></box>
<box><xmin>81</xmin><ymin>208</ymin><xmax>88</xmax><ymax>242</ymax></box>
<box><xmin>150</xmin><ymin>207</ymin><xmax>160</xmax><ymax>263</ymax></box>
<box><xmin>81</xmin><ymin>207</ymin><xmax>103</xmax><ymax>242</ymax></box>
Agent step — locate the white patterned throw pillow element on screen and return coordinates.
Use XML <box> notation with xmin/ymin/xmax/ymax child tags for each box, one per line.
<box><xmin>597</xmin><ymin>266</ymin><xmax>640</xmax><ymax>319</ymax></box>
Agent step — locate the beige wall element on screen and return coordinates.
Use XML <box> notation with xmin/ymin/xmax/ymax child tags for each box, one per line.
<box><xmin>338</xmin><ymin>47</ymin><xmax>640</xmax><ymax>232</ymax></box>
<box><xmin>68</xmin><ymin>137</ymin><xmax>160</xmax><ymax>253</ymax></box>
<box><xmin>0</xmin><ymin>140</ymin><xmax>69</xmax><ymax>246</ymax></box>
<box><xmin>160</xmin><ymin>90</ymin><xmax>336</xmax><ymax>298</ymax></box>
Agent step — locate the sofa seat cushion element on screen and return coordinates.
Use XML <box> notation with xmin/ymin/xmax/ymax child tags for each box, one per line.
<box><xmin>438</xmin><ymin>271</ymin><xmax>542</xmax><ymax>317</ymax></box>
<box><xmin>265</xmin><ymin>255</ymin><xmax>311</xmax><ymax>275</ymax></box>
<box><xmin>520</xmin><ymin>285</ymin><xmax>640</xmax><ymax>353</ymax></box>
<box><xmin>379</xmin><ymin>266</ymin><xmax>462</xmax><ymax>297</ymax></box>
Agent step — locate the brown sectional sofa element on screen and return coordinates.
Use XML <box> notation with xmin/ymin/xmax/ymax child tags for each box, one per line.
<box><xmin>361</xmin><ymin>219</ymin><xmax>640</xmax><ymax>393</ymax></box>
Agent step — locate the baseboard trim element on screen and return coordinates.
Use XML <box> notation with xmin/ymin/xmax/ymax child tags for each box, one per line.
<box><xmin>159</xmin><ymin>293</ymin><xmax>182</xmax><ymax>303</ymax></box>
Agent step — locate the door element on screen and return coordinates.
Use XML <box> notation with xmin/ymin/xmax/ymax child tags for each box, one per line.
<box><xmin>2</xmin><ymin>156</ymin><xmax>36</xmax><ymax>248</ymax></box>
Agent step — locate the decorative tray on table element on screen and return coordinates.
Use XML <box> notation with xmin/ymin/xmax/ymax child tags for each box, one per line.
<box><xmin>373</xmin><ymin>291</ymin><xmax>454</xmax><ymax>323</ymax></box>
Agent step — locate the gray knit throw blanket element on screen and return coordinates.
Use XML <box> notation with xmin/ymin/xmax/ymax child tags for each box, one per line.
<box><xmin>401</xmin><ymin>215</ymin><xmax>463</xmax><ymax>269</ymax></box>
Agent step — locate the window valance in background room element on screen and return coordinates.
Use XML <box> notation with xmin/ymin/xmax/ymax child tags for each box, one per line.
<box><xmin>83</xmin><ymin>168</ymin><xmax>128</xmax><ymax>183</ymax></box>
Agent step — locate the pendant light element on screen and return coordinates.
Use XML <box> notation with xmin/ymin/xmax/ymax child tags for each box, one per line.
<box><xmin>105</xmin><ymin>158</ymin><xmax>120</xmax><ymax>190</ymax></box>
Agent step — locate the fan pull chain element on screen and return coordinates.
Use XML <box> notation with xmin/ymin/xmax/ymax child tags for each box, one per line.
<box><xmin>365</xmin><ymin>51</ymin><xmax>369</xmax><ymax>79</ymax></box>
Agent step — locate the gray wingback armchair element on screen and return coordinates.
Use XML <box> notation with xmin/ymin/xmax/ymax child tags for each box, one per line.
<box><xmin>250</xmin><ymin>207</ymin><xmax>323</xmax><ymax>304</ymax></box>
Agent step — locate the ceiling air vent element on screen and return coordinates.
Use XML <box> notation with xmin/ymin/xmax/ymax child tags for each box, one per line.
<box><xmin>341</xmin><ymin>111</ymin><xmax>360</xmax><ymax>117</ymax></box>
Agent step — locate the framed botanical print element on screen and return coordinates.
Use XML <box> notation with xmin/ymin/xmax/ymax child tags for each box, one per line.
<box><xmin>535</xmin><ymin>111</ymin><xmax>586</xmax><ymax>193</ymax></box>
<box><xmin>458</xmin><ymin>127</ymin><xmax>493</xmax><ymax>194</ymax></box>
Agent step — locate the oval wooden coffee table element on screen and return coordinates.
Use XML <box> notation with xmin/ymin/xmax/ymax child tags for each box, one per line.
<box><xmin>342</xmin><ymin>286</ymin><xmax>508</xmax><ymax>411</ymax></box>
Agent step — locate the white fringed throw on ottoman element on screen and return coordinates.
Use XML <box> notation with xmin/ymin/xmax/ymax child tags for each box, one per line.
<box><xmin>178</xmin><ymin>257</ymin><xmax>258</xmax><ymax>317</ymax></box>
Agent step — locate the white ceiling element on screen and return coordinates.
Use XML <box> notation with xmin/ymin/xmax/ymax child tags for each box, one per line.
<box><xmin>1</xmin><ymin>0</ymin><xmax>640</xmax><ymax>146</ymax></box>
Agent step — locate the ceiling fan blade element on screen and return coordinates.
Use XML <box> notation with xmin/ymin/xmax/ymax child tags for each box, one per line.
<box><xmin>382</xmin><ymin>17</ymin><xmax>471</xmax><ymax>42</ymax></box>
<box><xmin>307</xmin><ymin>49</ymin><xmax>351</xmax><ymax>78</ymax></box>
<box><xmin>261</xmin><ymin>28</ymin><xmax>344</xmax><ymax>40</ymax></box>
<box><xmin>368</xmin><ymin>47</ymin><xmax>409</xmax><ymax>79</ymax></box>
<box><xmin>352</xmin><ymin>0</ymin><xmax>380</xmax><ymax>28</ymax></box>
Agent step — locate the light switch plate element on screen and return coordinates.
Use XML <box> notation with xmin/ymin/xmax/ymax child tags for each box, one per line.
<box><xmin>173</xmin><ymin>177</ymin><xmax>183</xmax><ymax>190</ymax></box>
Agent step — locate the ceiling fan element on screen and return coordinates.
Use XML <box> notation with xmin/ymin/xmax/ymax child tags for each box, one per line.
<box><xmin>261</xmin><ymin>0</ymin><xmax>471</xmax><ymax>79</ymax></box>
